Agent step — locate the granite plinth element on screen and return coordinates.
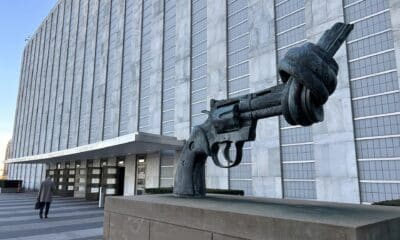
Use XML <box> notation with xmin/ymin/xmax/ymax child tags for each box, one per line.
<box><xmin>104</xmin><ymin>194</ymin><xmax>400</xmax><ymax>240</ymax></box>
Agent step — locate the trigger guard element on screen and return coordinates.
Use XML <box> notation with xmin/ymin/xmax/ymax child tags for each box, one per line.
<box><xmin>210</xmin><ymin>142</ymin><xmax>244</xmax><ymax>168</ymax></box>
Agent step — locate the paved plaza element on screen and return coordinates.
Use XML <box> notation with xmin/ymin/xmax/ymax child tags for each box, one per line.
<box><xmin>0</xmin><ymin>193</ymin><xmax>103</xmax><ymax>240</ymax></box>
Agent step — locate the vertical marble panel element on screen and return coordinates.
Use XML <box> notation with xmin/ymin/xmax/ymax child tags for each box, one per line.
<box><xmin>18</xmin><ymin>44</ymin><xmax>30</xmax><ymax>157</ymax></box>
<box><xmin>60</xmin><ymin>0</ymin><xmax>80</xmax><ymax>150</ymax></box>
<box><xmin>20</xmin><ymin>40</ymin><xmax>35</xmax><ymax>157</ymax></box>
<box><xmin>36</xmin><ymin>17</ymin><xmax>52</xmax><ymax>155</ymax></box>
<box><xmin>8</xmin><ymin>164</ymin><xmax>13</xmax><ymax>179</ymax></box>
<box><xmin>205</xmin><ymin>0</ymin><xmax>228</xmax><ymax>190</ymax></box>
<box><xmin>146</xmin><ymin>152</ymin><xmax>160</xmax><ymax>188</ymax></box>
<box><xmin>31</xmin><ymin>26</ymin><xmax>48</xmax><ymax>156</ymax></box>
<box><xmin>14</xmin><ymin>164</ymin><xmax>18</xmax><ymax>179</ymax></box>
<box><xmin>46</xmin><ymin>4</ymin><xmax>63</xmax><ymax>153</ymax></box>
<box><xmin>18</xmin><ymin>164</ymin><xmax>22</xmax><ymax>180</ymax></box>
<box><xmin>13</xmin><ymin>47</ymin><xmax>28</xmax><ymax>158</ymax></box>
<box><xmin>69</xmin><ymin>0</ymin><xmax>89</xmax><ymax>148</ymax></box>
<box><xmin>29</xmin><ymin>164</ymin><xmax>36</xmax><ymax>190</ymax></box>
<box><xmin>90</xmin><ymin>0</ymin><xmax>111</xmax><ymax>143</ymax></box>
<box><xmin>15</xmin><ymin>164</ymin><xmax>19</xmax><ymax>180</ymax></box>
<box><xmin>11</xmin><ymin>47</ymin><xmax>24</xmax><ymax>158</ymax></box>
<box><xmin>173</xmin><ymin>0</ymin><xmax>191</xmax><ymax>140</ymax></box>
<box><xmin>119</xmin><ymin>0</ymin><xmax>142</xmax><ymax>135</ymax></box>
<box><xmin>22</xmin><ymin>35</ymin><xmax>36</xmax><ymax>156</ymax></box>
<box><xmin>40</xmin><ymin>9</ymin><xmax>58</xmax><ymax>154</ymax></box>
<box><xmin>148</xmin><ymin>0</ymin><xmax>164</xmax><ymax>134</ymax></box>
<box><xmin>53</xmin><ymin>0</ymin><xmax>71</xmax><ymax>151</ymax></box>
<box><xmin>21</xmin><ymin>42</ymin><xmax>36</xmax><ymax>157</ymax></box>
<box><xmin>12</xmin><ymin>164</ymin><xmax>16</xmax><ymax>180</ymax></box>
<box><xmin>14</xmin><ymin>42</ymin><xmax>28</xmax><ymax>158</ymax></box>
<box><xmin>42</xmin><ymin>164</ymin><xmax>47</xmax><ymax>182</ymax></box>
<box><xmin>104</xmin><ymin>0</ymin><xmax>125</xmax><ymax>140</ymax></box>
<box><xmin>33</xmin><ymin>164</ymin><xmax>42</xmax><ymax>190</ymax></box>
<box><xmin>124</xmin><ymin>155</ymin><xmax>136</xmax><ymax>196</ymax></box>
<box><xmin>27</xmin><ymin>28</ymin><xmax>45</xmax><ymax>156</ymax></box>
<box><xmin>13</xmin><ymin>164</ymin><xmax>17</xmax><ymax>179</ymax></box>
<box><xmin>249</xmin><ymin>0</ymin><xmax>282</xmax><ymax>198</ymax></box>
<box><xmin>21</xmin><ymin>164</ymin><xmax>26</xmax><ymax>188</ymax></box>
<box><xmin>78</xmin><ymin>0</ymin><xmax>99</xmax><ymax>146</ymax></box>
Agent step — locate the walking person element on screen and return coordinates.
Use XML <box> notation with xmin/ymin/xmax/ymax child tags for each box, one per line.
<box><xmin>37</xmin><ymin>176</ymin><xmax>56</xmax><ymax>219</ymax></box>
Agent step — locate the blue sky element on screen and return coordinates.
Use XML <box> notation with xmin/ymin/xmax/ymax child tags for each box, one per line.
<box><xmin>0</xmin><ymin>0</ymin><xmax>57</xmax><ymax>143</ymax></box>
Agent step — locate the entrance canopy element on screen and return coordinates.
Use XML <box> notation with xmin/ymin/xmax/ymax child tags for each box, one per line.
<box><xmin>6</xmin><ymin>132</ymin><xmax>184</xmax><ymax>164</ymax></box>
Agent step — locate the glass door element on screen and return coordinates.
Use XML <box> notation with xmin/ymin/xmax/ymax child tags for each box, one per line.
<box><xmin>101</xmin><ymin>166</ymin><xmax>118</xmax><ymax>196</ymax></box>
<box><xmin>66</xmin><ymin>164</ymin><xmax>76</xmax><ymax>196</ymax></box>
<box><xmin>86</xmin><ymin>166</ymin><xmax>101</xmax><ymax>200</ymax></box>
<box><xmin>57</xmin><ymin>163</ymin><xmax>74</xmax><ymax>196</ymax></box>
<box><xmin>54</xmin><ymin>163</ymin><xmax>61</xmax><ymax>195</ymax></box>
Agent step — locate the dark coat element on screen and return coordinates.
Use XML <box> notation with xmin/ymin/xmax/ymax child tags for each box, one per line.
<box><xmin>38</xmin><ymin>178</ymin><xmax>56</xmax><ymax>202</ymax></box>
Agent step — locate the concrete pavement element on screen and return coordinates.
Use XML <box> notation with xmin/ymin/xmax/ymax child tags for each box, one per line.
<box><xmin>0</xmin><ymin>193</ymin><xmax>103</xmax><ymax>240</ymax></box>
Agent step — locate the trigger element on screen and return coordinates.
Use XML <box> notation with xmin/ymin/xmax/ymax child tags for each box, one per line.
<box><xmin>223</xmin><ymin>142</ymin><xmax>233</xmax><ymax>163</ymax></box>
<box><xmin>201</xmin><ymin>110</ymin><xmax>210</xmax><ymax>115</ymax></box>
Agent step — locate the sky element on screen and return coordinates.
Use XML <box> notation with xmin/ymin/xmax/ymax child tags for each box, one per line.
<box><xmin>0</xmin><ymin>0</ymin><xmax>57</xmax><ymax>164</ymax></box>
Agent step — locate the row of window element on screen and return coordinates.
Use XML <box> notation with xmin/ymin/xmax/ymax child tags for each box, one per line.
<box><xmin>161</xmin><ymin>0</ymin><xmax>176</xmax><ymax>136</ymax></box>
<box><xmin>227</xmin><ymin>0</ymin><xmax>252</xmax><ymax>195</ymax></box>
<box><xmin>345</xmin><ymin>0</ymin><xmax>400</xmax><ymax>203</ymax></box>
<box><xmin>275</xmin><ymin>0</ymin><xmax>316</xmax><ymax>200</ymax></box>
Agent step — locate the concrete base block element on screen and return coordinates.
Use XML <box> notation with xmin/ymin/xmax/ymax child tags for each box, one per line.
<box><xmin>104</xmin><ymin>194</ymin><xmax>400</xmax><ymax>240</ymax></box>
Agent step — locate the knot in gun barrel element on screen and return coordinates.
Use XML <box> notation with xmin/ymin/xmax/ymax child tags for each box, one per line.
<box><xmin>279</xmin><ymin>43</ymin><xmax>339</xmax><ymax>126</ymax></box>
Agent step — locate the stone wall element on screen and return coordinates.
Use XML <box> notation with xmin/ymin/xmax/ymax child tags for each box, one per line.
<box><xmin>104</xmin><ymin>194</ymin><xmax>400</xmax><ymax>240</ymax></box>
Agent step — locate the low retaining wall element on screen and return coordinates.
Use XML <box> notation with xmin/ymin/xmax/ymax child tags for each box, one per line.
<box><xmin>104</xmin><ymin>194</ymin><xmax>400</xmax><ymax>240</ymax></box>
<box><xmin>0</xmin><ymin>180</ymin><xmax>22</xmax><ymax>193</ymax></box>
<box><xmin>0</xmin><ymin>188</ymin><xmax>19</xmax><ymax>193</ymax></box>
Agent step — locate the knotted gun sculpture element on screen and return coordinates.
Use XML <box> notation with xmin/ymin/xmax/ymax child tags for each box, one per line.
<box><xmin>174</xmin><ymin>22</ymin><xmax>353</xmax><ymax>197</ymax></box>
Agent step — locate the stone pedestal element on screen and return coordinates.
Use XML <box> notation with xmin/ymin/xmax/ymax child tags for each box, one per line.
<box><xmin>104</xmin><ymin>194</ymin><xmax>400</xmax><ymax>240</ymax></box>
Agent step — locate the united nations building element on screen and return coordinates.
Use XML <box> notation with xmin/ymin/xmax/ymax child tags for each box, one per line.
<box><xmin>5</xmin><ymin>0</ymin><xmax>400</xmax><ymax>204</ymax></box>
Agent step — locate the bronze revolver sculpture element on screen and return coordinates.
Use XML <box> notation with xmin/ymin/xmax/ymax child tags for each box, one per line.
<box><xmin>173</xmin><ymin>22</ymin><xmax>354</xmax><ymax>197</ymax></box>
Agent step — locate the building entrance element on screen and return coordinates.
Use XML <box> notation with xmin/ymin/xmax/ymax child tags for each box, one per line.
<box><xmin>57</xmin><ymin>163</ymin><xmax>75</xmax><ymax>196</ymax></box>
<box><xmin>85</xmin><ymin>159</ymin><xmax>125</xmax><ymax>201</ymax></box>
<box><xmin>86</xmin><ymin>163</ymin><xmax>101</xmax><ymax>201</ymax></box>
<box><xmin>101</xmin><ymin>166</ymin><xmax>123</xmax><ymax>196</ymax></box>
<box><xmin>45</xmin><ymin>163</ymin><xmax>75</xmax><ymax>197</ymax></box>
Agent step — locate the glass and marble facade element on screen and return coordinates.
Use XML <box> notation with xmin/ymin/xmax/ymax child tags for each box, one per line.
<box><xmin>6</xmin><ymin>0</ymin><xmax>400</xmax><ymax>204</ymax></box>
<box><xmin>344</xmin><ymin>0</ymin><xmax>400</xmax><ymax>203</ymax></box>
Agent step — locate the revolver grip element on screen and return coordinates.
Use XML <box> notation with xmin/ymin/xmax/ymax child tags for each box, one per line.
<box><xmin>173</xmin><ymin>126</ymin><xmax>209</xmax><ymax>197</ymax></box>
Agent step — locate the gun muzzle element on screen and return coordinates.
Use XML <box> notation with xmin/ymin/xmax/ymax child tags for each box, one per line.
<box><xmin>240</xmin><ymin>23</ymin><xmax>353</xmax><ymax>126</ymax></box>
